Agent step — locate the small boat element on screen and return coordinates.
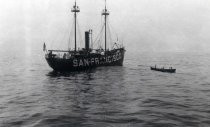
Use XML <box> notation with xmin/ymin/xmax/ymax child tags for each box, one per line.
<box><xmin>150</xmin><ymin>66</ymin><xmax>176</xmax><ymax>73</ymax></box>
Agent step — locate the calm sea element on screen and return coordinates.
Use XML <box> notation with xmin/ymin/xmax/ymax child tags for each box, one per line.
<box><xmin>0</xmin><ymin>45</ymin><xmax>210</xmax><ymax>127</ymax></box>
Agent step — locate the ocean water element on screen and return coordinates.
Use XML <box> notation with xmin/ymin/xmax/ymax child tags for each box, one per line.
<box><xmin>0</xmin><ymin>46</ymin><xmax>210</xmax><ymax>127</ymax></box>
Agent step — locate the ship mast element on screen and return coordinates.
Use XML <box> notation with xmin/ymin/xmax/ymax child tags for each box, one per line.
<box><xmin>71</xmin><ymin>0</ymin><xmax>80</xmax><ymax>52</ymax></box>
<box><xmin>102</xmin><ymin>0</ymin><xmax>109</xmax><ymax>55</ymax></box>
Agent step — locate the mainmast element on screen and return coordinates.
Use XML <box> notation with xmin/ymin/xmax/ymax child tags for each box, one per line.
<box><xmin>102</xmin><ymin>0</ymin><xmax>109</xmax><ymax>55</ymax></box>
<box><xmin>71</xmin><ymin>1</ymin><xmax>80</xmax><ymax>52</ymax></box>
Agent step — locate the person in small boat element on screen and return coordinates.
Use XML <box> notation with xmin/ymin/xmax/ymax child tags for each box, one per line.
<box><xmin>49</xmin><ymin>51</ymin><xmax>52</xmax><ymax>58</ymax></box>
<box><xmin>63</xmin><ymin>53</ymin><xmax>67</xmax><ymax>59</ymax></box>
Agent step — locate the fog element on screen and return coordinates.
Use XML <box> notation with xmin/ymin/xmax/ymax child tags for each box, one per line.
<box><xmin>0</xmin><ymin>0</ymin><xmax>210</xmax><ymax>53</ymax></box>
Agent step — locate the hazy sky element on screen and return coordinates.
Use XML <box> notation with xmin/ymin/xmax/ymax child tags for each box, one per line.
<box><xmin>0</xmin><ymin>0</ymin><xmax>210</xmax><ymax>52</ymax></box>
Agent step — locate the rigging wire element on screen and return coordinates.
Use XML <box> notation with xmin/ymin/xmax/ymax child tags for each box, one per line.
<box><xmin>107</xmin><ymin>18</ymin><xmax>113</xmax><ymax>49</ymax></box>
<box><xmin>76</xmin><ymin>19</ymin><xmax>84</xmax><ymax>49</ymax></box>
<box><xmin>93</xmin><ymin>24</ymin><xmax>105</xmax><ymax>49</ymax></box>
<box><xmin>68</xmin><ymin>18</ymin><xmax>74</xmax><ymax>50</ymax></box>
<box><xmin>98</xmin><ymin>27</ymin><xmax>105</xmax><ymax>49</ymax></box>
<box><xmin>109</xmin><ymin>21</ymin><xmax>119</xmax><ymax>43</ymax></box>
<box><xmin>93</xmin><ymin>16</ymin><xmax>114</xmax><ymax>50</ymax></box>
<box><xmin>58</xmin><ymin>17</ymin><xmax>72</xmax><ymax>50</ymax></box>
<box><xmin>94</xmin><ymin>15</ymin><xmax>104</xmax><ymax>49</ymax></box>
<box><xmin>49</xmin><ymin>9</ymin><xmax>72</xmax><ymax>50</ymax></box>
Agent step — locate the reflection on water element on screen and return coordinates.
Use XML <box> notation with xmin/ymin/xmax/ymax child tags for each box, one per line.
<box><xmin>38</xmin><ymin>67</ymin><xmax>129</xmax><ymax>126</ymax></box>
<box><xmin>47</xmin><ymin>69</ymin><xmax>96</xmax><ymax>78</ymax></box>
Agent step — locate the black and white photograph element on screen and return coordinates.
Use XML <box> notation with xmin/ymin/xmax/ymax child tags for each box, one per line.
<box><xmin>0</xmin><ymin>0</ymin><xmax>210</xmax><ymax>126</ymax></box>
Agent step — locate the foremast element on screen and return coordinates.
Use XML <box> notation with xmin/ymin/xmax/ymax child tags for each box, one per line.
<box><xmin>71</xmin><ymin>0</ymin><xmax>80</xmax><ymax>52</ymax></box>
<box><xmin>102</xmin><ymin>0</ymin><xmax>109</xmax><ymax>55</ymax></box>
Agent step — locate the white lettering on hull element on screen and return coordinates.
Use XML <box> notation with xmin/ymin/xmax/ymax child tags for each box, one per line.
<box><xmin>79</xmin><ymin>59</ymin><xmax>83</xmax><ymax>66</ymax></box>
<box><xmin>84</xmin><ymin>59</ymin><xmax>89</xmax><ymax>66</ymax></box>
<box><xmin>72</xmin><ymin>52</ymin><xmax>123</xmax><ymax>67</ymax></box>
<box><xmin>73</xmin><ymin>59</ymin><xmax>78</xmax><ymax>67</ymax></box>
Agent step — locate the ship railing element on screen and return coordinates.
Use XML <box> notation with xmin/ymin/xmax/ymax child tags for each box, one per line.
<box><xmin>46</xmin><ymin>47</ymin><xmax>124</xmax><ymax>59</ymax></box>
<box><xmin>48</xmin><ymin>49</ymin><xmax>75</xmax><ymax>54</ymax></box>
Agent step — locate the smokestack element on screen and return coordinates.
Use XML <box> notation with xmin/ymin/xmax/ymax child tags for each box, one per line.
<box><xmin>85</xmin><ymin>31</ymin><xmax>89</xmax><ymax>50</ymax></box>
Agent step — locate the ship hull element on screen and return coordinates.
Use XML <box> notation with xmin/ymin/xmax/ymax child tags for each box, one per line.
<box><xmin>45</xmin><ymin>48</ymin><xmax>125</xmax><ymax>72</ymax></box>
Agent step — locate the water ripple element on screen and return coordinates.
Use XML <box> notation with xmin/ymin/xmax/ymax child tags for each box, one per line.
<box><xmin>1</xmin><ymin>52</ymin><xmax>210</xmax><ymax>127</ymax></box>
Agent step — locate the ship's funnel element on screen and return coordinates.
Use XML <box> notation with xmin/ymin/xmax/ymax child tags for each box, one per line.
<box><xmin>85</xmin><ymin>31</ymin><xmax>89</xmax><ymax>50</ymax></box>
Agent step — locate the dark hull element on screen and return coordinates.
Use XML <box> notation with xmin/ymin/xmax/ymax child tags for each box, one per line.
<box><xmin>151</xmin><ymin>67</ymin><xmax>176</xmax><ymax>73</ymax></box>
<box><xmin>45</xmin><ymin>48</ymin><xmax>125</xmax><ymax>72</ymax></box>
